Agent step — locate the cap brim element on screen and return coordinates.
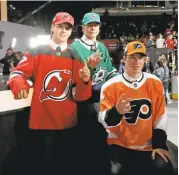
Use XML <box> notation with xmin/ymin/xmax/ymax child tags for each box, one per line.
<box><xmin>83</xmin><ymin>21</ymin><xmax>101</xmax><ymax>25</ymax></box>
<box><xmin>127</xmin><ymin>51</ymin><xmax>147</xmax><ymax>56</ymax></box>
<box><xmin>53</xmin><ymin>21</ymin><xmax>73</xmax><ymax>27</ymax></box>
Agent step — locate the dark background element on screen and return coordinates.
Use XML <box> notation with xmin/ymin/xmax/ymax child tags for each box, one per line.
<box><xmin>7</xmin><ymin>1</ymin><xmax>166</xmax><ymax>33</ymax></box>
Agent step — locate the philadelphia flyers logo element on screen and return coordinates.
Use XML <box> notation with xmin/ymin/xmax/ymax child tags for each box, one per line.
<box><xmin>124</xmin><ymin>99</ymin><xmax>151</xmax><ymax>124</ymax></box>
<box><xmin>133</xmin><ymin>43</ymin><xmax>142</xmax><ymax>49</ymax></box>
<box><xmin>40</xmin><ymin>70</ymin><xmax>72</xmax><ymax>102</ymax></box>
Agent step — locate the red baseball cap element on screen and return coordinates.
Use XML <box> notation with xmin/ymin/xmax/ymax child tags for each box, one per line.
<box><xmin>52</xmin><ymin>12</ymin><xmax>74</xmax><ymax>27</ymax></box>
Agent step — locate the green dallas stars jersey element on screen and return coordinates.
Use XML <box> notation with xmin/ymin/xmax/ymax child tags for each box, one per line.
<box><xmin>70</xmin><ymin>40</ymin><xmax>118</xmax><ymax>84</ymax></box>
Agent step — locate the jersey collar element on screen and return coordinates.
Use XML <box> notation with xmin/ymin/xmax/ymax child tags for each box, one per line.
<box><xmin>81</xmin><ymin>35</ymin><xmax>97</xmax><ymax>45</ymax></box>
<box><xmin>122</xmin><ymin>72</ymin><xmax>144</xmax><ymax>84</ymax></box>
<box><xmin>79</xmin><ymin>35</ymin><xmax>99</xmax><ymax>51</ymax></box>
<box><xmin>48</xmin><ymin>40</ymin><xmax>67</xmax><ymax>52</ymax></box>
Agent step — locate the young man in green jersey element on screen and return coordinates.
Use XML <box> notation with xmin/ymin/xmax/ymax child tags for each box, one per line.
<box><xmin>70</xmin><ymin>12</ymin><xmax>118</xmax><ymax>175</ymax></box>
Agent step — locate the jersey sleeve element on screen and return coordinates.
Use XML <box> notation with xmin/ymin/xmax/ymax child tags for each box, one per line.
<box><xmin>103</xmin><ymin>46</ymin><xmax>118</xmax><ymax>80</ymax></box>
<box><xmin>98</xmin><ymin>82</ymin><xmax>122</xmax><ymax>128</ymax></box>
<box><xmin>7</xmin><ymin>51</ymin><xmax>34</xmax><ymax>98</ymax></box>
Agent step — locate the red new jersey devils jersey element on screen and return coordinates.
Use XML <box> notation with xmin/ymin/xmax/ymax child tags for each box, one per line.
<box><xmin>8</xmin><ymin>44</ymin><xmax>91</xmax><ymax>130</ymax></box>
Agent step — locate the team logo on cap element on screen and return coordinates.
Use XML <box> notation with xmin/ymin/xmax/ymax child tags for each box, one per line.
<box><xmin>90</xmin><ymin>15</ymin><xmax>96</xmax><ymax>19</ymax></box>
<box><xmin>133</xmin><ymin>43</ymin><xmax>142</xmax><ymax>49</ymax></box>
<box><xmin>62</xmin><ymin>13</ymin><xmax>70</xmax><ymax>20</ymax></box>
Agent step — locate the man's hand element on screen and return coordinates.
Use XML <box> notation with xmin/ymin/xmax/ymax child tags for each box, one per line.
<box><xmin>79</xmin><ymin>61</ymin><xmax>90</xmax><ymax>83</ymax></box>
<box><xmin>87</xmin><ymin>49</ymin><xmax>103</xmax><ymax>69</ymax></box>
<box><xmin>15</xmin><ymin>89</ymin><xmax>29</xmax><ymax>99</ymax></box>
<box><xmin>152</xmin><ymin>149</ymin><xmax>170</xmax><ymax>163</ymax></box>
<box><xmin>116</xmin><ymin>94</ymin><xmax>131</xmax><ymax>114</ymax></box>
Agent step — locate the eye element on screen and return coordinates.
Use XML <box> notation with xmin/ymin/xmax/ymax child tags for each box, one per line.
<box><xmin>65</xmin><ymin>27</ymin><xmax>71</xmax><ymax>30</ymax></box>
<box><xmin>56</xmin><ymin>25</ymin><xmax>62</xmax><ymax>29</ymax></box>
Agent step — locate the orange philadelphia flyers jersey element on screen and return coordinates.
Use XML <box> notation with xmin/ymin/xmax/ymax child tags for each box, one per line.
<box><xmin>99</xmin><ymin>72</ymin><xmax>167</xmax><ymax>151</ymax></box>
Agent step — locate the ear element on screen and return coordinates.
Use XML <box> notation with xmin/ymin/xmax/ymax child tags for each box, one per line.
<box><xmin>82</xmin><ymin>25</ymin><xmax>85</xmax><ymax>32</ymax></box>
<box><xmin>51</xmin><ymin>24</ymin><xmax>54</xmax><ymax>33</ymax></box>
<box><xmin>69</xmin><ymin>29</ymin><xmax>72</xmax><ymax>37</ymax></box>
<box><xmin>123</xmin><ymin>56</ymin><xmax>127</xmax><ymax>63</ymax></box>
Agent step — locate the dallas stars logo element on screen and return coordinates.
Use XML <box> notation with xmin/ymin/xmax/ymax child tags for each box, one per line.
<box><xmin>92</xmin><ymin>66</ymin><xmax>107</xmax><ymax>84</ymax></box>
<box><xmin>91</xmin><ymin>15</ymin><xmax>96</xmax><ymax>19</ymax></box>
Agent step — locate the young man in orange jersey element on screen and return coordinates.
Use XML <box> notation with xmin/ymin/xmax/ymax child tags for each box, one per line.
<box><xmin>7</xmin><ymin>12</ymin><xmax>91</xmax><ymax>175</ymax></box>
<box><xmin>98</xmin><ymin>41</ymin><xmax>173</xmax><ymax>175</ymax></box>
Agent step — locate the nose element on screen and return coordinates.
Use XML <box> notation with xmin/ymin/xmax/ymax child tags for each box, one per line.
<box><xmin>133</xmin><ymin>58</ymin><xmax>141</xmax><ymax>64</ymax></box>
<box><xmin>91</xmin><ymin>25</ymin><xmax>96</xmax><ymax>30</ymax></box>
<box><xmin>61</xmin><ymin>27</ymin><xmax>67</xmax><ymax>32</ymax></box>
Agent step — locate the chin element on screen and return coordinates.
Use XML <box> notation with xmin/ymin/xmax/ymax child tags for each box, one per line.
<box><xmin>90</xmin><ymin>35</ymin><xmax>97</xmax><ymax>38</ymax></box>
<box><xmin>133</xmin><ymin>69</ymin><xmax>142</xmax><ymax>74</ymax></box>
<box><xmin>58</xmin><ymin>38</ymin><xmax>67</xmax><ymax>43</ymax></box>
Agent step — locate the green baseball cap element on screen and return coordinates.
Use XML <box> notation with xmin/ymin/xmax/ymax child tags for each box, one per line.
<box><xmin>82</xmin><ymin>12</ymin><xmax>101</xmax><ymax>25</ymax></box>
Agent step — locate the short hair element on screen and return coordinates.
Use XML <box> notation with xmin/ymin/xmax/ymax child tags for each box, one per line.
<box><xmin>15</xmin><ymin>51</ymin><xmax>23</xmax><ymax>57</ymax></box>
<box><xmin>157</xmin><ymin>60</ymin><xmax>163</xmax><ymax>67</ymax></box>
<box><xmin>7</xmin><ymin>48</ymin><xmax>13</xmax><ymax>52</ymax></box>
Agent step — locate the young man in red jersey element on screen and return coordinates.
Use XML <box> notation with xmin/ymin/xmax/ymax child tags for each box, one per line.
<box><xmin>7</xmin><ymin>12</ymin><xmax>91</xmax><ymax>175</ymax></box>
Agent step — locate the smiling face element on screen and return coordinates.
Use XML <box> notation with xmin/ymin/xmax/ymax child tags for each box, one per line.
<box><xmin>51</xmin><ymin>23</ymin><xmax>72</xmax><ymax>44</ymax></box>
<box><xmin>82</xmin><ymin>22</ymin><xmax>100</xmax><ymax>40</ymax></box>
<box><xmin>124</xmin><ymin>53</ymin><xmax>145</xmax><ymax>77</ymax></box>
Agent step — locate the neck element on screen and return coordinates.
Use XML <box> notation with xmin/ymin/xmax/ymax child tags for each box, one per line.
<box><xmin>125</xmin><ymin>70</ymin><xmax>142</xmax><ymax>80</ymax></box>
<box><xmin>84</xmin><ymin>35</ymin><xmax>96</xmax><ymax>42</ymax></box>
<box><xmin>52</xmin><ymin>38</ymin><xmax>66</xmax><ymax>45</ymax></box>
<box><xmin>89</xmin><ymin>38</ymin><xmax>96</xmax><ymax>42</ymax></box>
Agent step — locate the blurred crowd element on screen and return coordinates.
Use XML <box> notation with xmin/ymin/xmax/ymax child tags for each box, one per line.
<box><xmin>0</xmin><ymin>48</ymin><xmax>23</xmax><ymax>76</ymax></box>
<box><xmin>99</xmin><ymin>14</ymin><xmax>177</xmax><ymax>43</ymax></box>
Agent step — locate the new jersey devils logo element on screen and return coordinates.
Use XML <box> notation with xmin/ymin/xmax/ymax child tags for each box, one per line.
<box><xmin>62</xmin><ymin>13</ymin><xmax>70</xmax><ymax>20</ymax></box>
<box><xmin>40</xmin><ymin>70</ymin><xmax>72</xmax><ymax>102</ymax></box>
<box><xmin>124</xmin><ymin>99</ymin><xmax>151</xmax><ymax>124</ymax></box>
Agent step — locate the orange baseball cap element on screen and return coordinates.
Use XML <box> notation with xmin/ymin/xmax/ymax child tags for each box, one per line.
<box><xmin>52</xmin><ymin>12</ymin><xmax>74</xmax><ymax>27</ymax></box>
<box><xmin>124</xmin><ymin>41</ymin><xmax>147</xmax><ymax>56</ymax></box>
